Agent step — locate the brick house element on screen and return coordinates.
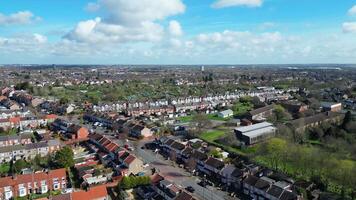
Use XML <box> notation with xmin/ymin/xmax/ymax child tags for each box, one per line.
<box><xmin>117</xmin><ymin>150</ymin><xmax>144</xmax><ymax>176</ymax></box>
<box><xmin>0</xmin><ymin>134</ymin><xmax>32</xmax><ymax>147</ymax></box>
<box><xmin>0</xmin><ymin>168</ymin><xmax>67</xmax><ymax>199</ymax></box>
<box><xmin>67</xmin><ymin>125</ymin><xmax>89</xmax><ymax>140</ymax></box>
<box><xmin>0</xmin><ymin>139</ymin><xmax>61</xmax><ymax>163</ymax></box>
<box><xmin>247</xmin><ymin>104</ymin><xmax>275</xmax><ymax>122</ymax></box>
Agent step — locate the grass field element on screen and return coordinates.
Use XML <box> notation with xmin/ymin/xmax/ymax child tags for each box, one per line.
<box><xmin>200</xmin><ymin>130</ymin><xmax>226</xmax><ymax>142</ymax></box>
<box><xmin>199</xmin><ymin>129</ymin><xmax>257</xmax><ymax>155</ymax></box>
<box><xmin>177</xmin><ymin>115</ymin><xmax>194</xmax><ymax>122</ymax></box>
<box><xmin>207</xmin><ymin>113</ymin><xmax>231</xmax><ymax>121</ymax></box>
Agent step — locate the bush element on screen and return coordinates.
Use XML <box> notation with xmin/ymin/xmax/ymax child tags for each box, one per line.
<box><xmin>118</xmin><ymin>176</ymin><xmax>151</xmax><ymax>190</ymax></box>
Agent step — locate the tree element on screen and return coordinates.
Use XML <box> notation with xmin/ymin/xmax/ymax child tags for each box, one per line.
<box><xmin>210</xmin><ymin>149</ymin><xmax>223</xmax><ymax>158</ymax></box>
<box><xmin>14</xmin><ymin>81</ymin><xmax>32</xmax><ymax>91</ymax></box>
<box><xmin>256</xmin><ymin>138</ymin><xmax>287</xmax><ymax>171</ymax></box>
<box><xmin>59</xmin><ymin>97</ymin><xmax>69</xmax><ymax>105</ymax></box>
<box><xmin>118</xmin><ymin>176</ymin><xmax>151</xmax><ymax>190</ymax></box>
<box><xmin>309</xmin><ymin>127</ymin><xmax>324</xmax><ymax>140</ymax></box>
<box><xmin>52</xmin><ymin>146</ymin><xmax>74</xmax><ymax>168</ymax></box>
<box><xmin>190</xmin><ymin>113</ymin><xmax>211</xmax><ymax>134</ymax></box>
<box><xmin>13</xmin><ymin>160</ymin><xmax>29</xmax><ymax>174</ymax></box>
<box><xmin>273</xmin><ymin>105</ymin><xmax>292</xmax><ymax>122</ymax></box>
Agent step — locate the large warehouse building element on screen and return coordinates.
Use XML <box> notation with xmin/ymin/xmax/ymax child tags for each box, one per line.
<box><xmin>235</xmin><ymin>122</ymin><xmax>276</xmax><ymax>145</ymax></box>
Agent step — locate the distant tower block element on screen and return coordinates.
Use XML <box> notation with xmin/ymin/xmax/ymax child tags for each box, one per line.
<box><xmin>201</xmin><ymin>66</ymin><xmax>205</xmax><ymax>72</ymax></box>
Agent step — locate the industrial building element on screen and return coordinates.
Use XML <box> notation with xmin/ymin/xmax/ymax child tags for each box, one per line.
<box><xmin>235</xmin><ymin>122</ymin><xmax>276</xmax><ymax>145</ymax></box>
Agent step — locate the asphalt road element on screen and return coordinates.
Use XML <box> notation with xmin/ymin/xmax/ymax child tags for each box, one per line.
<box><xmin>130</xmin><ymin>139</ymin><xmax>238</xmax><ymax>200</ymax></box>
<box><xmin>64</xmin><ymin>116</ymin><xmax>238</xmax><ymax>200</ymax></box>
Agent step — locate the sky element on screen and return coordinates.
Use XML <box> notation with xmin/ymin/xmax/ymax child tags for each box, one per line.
<box><xmin>1</xmin><ymin>0</ymin><xmax>356</xmax><ymax>64</ymax></box>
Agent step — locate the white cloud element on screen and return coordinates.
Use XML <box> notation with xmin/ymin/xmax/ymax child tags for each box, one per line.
<box><xmin>0</xmin><ymin>34</ymin><xmax>47</xmax><ymax>55</ymax></box>
<box><xmin>65</xmin><ymin>0</ymin><xmax>185</xmax><ymax>44</ymax></box>
<box><xmin>65</xmin><ymin>17</ymin><xmax>164</xmax><ymax>43</ymax></box>
<box><xmin>3</xmin><ymin>30</ymin><xmax>356</xmax><ymax>64</ymax></box>
<box><xmin>33</xmin><ymin>34</ymin><xmax>47</xmax><ymax>43</ymax></box>
<box><xmin>85</xmin><ymin>2</ymin><xmax>101</xmax><ymax>12</ymax></box>
<box><xmin>348</xmin><ymin>5</ymin><xmax>356</xmax><ymax>16</ymax></box>
<box><xmin>168</xmin><ymin>20</ymin><xmax>183</xmax><ymax>36</ymax></box>
<box><xmin>0</xmin><ymin>11</ymin><xmax>40</xmax><ymax>25</ymax></box>
<box><xmin>212</xmin><ymin>0</ymin><xmax>262</xmax><ymax>8</ymax></box>
<box><xmin>342</xmin><ymin>22</ymin><xmax>356</xmax><ymax>33</ymax></box>
<box><xmin>95</xmin><ymin>0</ymin><xmax>185</xmax><ymax>25</ymax></box>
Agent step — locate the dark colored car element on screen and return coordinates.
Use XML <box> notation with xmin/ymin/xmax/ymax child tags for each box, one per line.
<box><xmin>186</xmin><ymin>186</ymin><xmax>195</xmax><ymax>193</ymax></box>
<box><xmin>198</xmin><ymin>181</ymin><xmax>207</xmax><ymax>187</ymax></box>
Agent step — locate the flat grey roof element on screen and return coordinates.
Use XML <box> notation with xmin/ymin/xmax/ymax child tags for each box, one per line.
<box><xmin>235</xmin><ymin>122</ymin><xmax>273</xmax><ymax>133</ymax></box>
<box><xmin>240</xmin><ymin>126</ymin><xmax>276</xmax><ymax>138</ymax></box>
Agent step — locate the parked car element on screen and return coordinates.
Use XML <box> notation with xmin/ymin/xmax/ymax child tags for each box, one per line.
<box><xmin>186</xmin><ymin>186</ymin><xmax>195</xmax><ymax>193</ymax></box>
<box><xmin>198</xmin><ymin>181</ymin><xmax>207</xmax><ymax>187</ymax></box>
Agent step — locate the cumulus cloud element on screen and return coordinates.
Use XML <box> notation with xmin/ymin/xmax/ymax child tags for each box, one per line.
<box><xmin>0</xmin><ymin>11</ymin><xmax>40</xmax><ymax>25</ymax></box>
<box><xmin>65</xmin><ymin>0</ymin><xmax>185</xmax><ymax>44</ymax></box>
<box><xmin>65</xmin><ymin>17</ymin><xmax>164</xmax><ymax>43</ymax></box>
<box><xmin>168</xmin><ymin>20</ymin><xmax>183</xmax><ymax>36</ymax></box>
<box><xmin>212</xmin><ymin>0</ymin><xmax>263</xmax><ymax>8</ymax></box>
<box><xmin>0</xmin><ymin>34</ymin><xmax>47</xmax><ymax>54</ymax></box>
<box><xmin>348</xmin><ymin>5</ymin><xmax>356</xmax><ymax>16</ymax></box>
<box><xmin>97</xmin><ymin>0</ymin><xmax>185</xmax><ymax>25</ymax></box>
<box><xmin>342</xmin><ymin>22</ymin><xmax>356</xmax><ymax>33</ymax></box>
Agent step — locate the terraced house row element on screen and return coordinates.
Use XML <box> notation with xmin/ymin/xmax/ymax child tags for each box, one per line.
<box><xmin>160</xmin><ymin>137</ymin><xmax>301</xmax><ymax>200</ymax></box>
<box><xmin>0</xmin><ymin>168</ymin><xmax>67</xmax><ymax>199</ymax></box>
<box><xmin>0</xmin><ymin>139</ymin><xmax>61</xmax><ymax>163</ymax></box>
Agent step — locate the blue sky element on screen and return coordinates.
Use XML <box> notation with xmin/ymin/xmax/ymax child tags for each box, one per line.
<box><xmin>1</xmin><ymin>0</ymin><xmax>356</xmax><ymax>64</ymax></box>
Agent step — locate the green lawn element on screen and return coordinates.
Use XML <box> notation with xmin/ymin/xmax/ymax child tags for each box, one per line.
<box><xmin>207</xmin><ymin>114</ymin><xmax>231</xmax><ymax>121</ymax></box>
<box><xmin>178</xmin><ymin>113</ymin><xmax>231</xmax><ymax>123</ymax></box>
<box><xmin>177</xmin><ymin>115</ymin><xmax>194</xmax><ymax>122</ymax></box>
<box><xmin>200</xmin><ymin>130</ymin><xmax>226</xmax><ymax>142</ymax></box>
<box><xmin>199</xmin><ymin>129</ymin><xmax>257</xmax><ymax>155</ymax></box>
<box><xmin>0</xmin><ymin>128</ymin><xmax>18</xmax><ymax>136</ymax></box>
<box><xmin>0</xmin><ymin>163</ymin><xmax>10</xmax><ymax>175</ymax></box>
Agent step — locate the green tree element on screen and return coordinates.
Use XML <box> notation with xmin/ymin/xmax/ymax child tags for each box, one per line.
<box><xmin>52</xmin><ymin>146</ymin><xmax>74</xmax><ymax>168</ymax></box>
<box><xmin>13</xmin><ymin>160</ymin><xmax>29</xmax><ymax>174</ymax></box>
<box><xmin>14</xmin><ymin>81</ymin><xmax>32</xmax><ymax>91</ymax></box>
<box><xmin>190</xmin><ymin>113</ymin><xmax>211</xmax><ymax>135</ymax></box>
<box><xmin>342</xmin><ymin>111</ymin><xmax>352</xmax><ymax>127</ymax></box>
<box><xmin>59</xmin><ymin>97</ymin><xmax>69</xmax><ymax>105</ymax></box>
<box><xmin>256</xmin><ymin>138</ymin><xmax>287</xmax><ymax>171</ymax></box>
<box><xmin>273</xmin><ymin>105</ymin><xmax>292</xmax><ymax>122</ymax></box>
<box><xmin>118</xmin><ymin>176</ymin><xmax>151</xmax><ymax>190</ymax></box>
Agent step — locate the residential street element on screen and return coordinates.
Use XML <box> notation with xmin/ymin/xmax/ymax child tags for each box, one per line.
<box><xmin>67</xmin><ymin>115</ymin><xmax>238</xmax><ymax>200</ymax></box>
<box><xmin>130</xmin><ymin>138</ymin><xmax>238</xmax><ymax>200</ymax></box>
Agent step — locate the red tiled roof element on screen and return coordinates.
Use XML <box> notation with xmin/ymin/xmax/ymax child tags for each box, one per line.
<box><xmin>89</xmin><ymin>133</ymin><xmax>103</xmax><ymax>141</ymax></box>
<box><xmin>124</xmin><ymin>154</ymin><xmax>136</xmax><ymax>165</ymax></box>
<box><xmin>9</xmin><ymin>116</ymin><xmax>21</xmax><ymax>123</ymax></box>
<box><xmin>117</xmin><ymin>150</ymin><xmax>126</xmax><ymax>158</ymax></box>
<box><xmin>106</xmin><ymin>142</ymin><xmax>119</xmax><ymax>152</ymax></box>
<box><xmin>0</xmin><ymin>177</ymin><xmax>14</xmax><ymax>188</ymax></box>
<box><xmin>49</xmin><ymin>168</ymin><xmax>66</xmax><ymax>179</ymax></box>
<box><xmin>72</xmin><ymin>185</ymin><xmax>108</xmax><ymax>200</ymax></box>
<box><xmin>44</xmin><ymin>114</ymin><xmax>58</xmax><ymax>120</ymax></box>
<box><xmin>52</xmin><ymin>193</ymin><xmax>71</xmax><ymax>200</ymax></box>
<box><xmin>0</xmin><ymin>168</ymin><xmax>66</xmax><ymax>188</ymax></box>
